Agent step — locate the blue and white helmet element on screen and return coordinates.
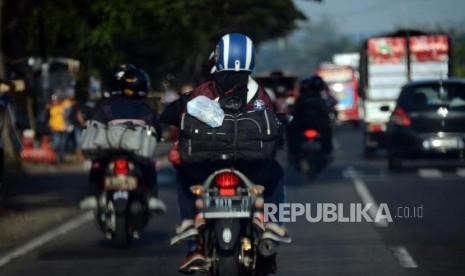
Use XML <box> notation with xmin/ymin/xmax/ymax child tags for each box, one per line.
<box><xmin>215</xmin><ymin>33</ymin><xmax>255</xmax><ymax>73</ymax></box>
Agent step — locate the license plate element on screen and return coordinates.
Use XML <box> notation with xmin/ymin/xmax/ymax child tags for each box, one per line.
<box><xmin>203</xmin><ymin>196</ymin><xmax>251</xmax><ymax>219</ymax></box>
<box><xmin>302</xmin><ymin>140</ymin><xmax>321</xmax><ymax>150</ymax></box>
<box><xmin>428</xmin><ymin>137</ymin><xmax>464</xmax><ymax>149</ymax></box>
<box><xmin>104</xmin><ymin>176</ymin><xmax>137</xmax><ymax>190</ymax></box>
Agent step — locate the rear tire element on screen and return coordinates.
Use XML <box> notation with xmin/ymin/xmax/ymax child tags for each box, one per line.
<box><xmin>300</xmin><ymin>159</ymin><xmax>316</xmax><ymax>180</ymax></box>
<box><xmin>218</xmin><ymin>248</ymin><xmax>240</xmax><ymax>276</ymax></box>
<box><xmin>115</xmin><ymin>214</ymin><xmax>131</xmax><ymax>249</ymax></box>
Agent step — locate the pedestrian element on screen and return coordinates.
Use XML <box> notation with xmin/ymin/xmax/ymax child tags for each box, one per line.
<box><xmin>46</xmin><ymin>92</ymin><xmax>68</xmax><ymax>163</ymax></box>
<box><xmin>0</xmin><ymin>81</ymin><xmax>24</xmax><ymax>205</ymax></box>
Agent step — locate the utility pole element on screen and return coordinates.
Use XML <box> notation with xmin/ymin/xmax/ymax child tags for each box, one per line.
<box><xmin>401</xmin><ymin>0</ymin><xmax>409</xmax><ymax>30</ymax></box>
<box><xmin>0</xmin><ymin>0</ymin><xmax>5</xmax><ymax>79</ymax></box>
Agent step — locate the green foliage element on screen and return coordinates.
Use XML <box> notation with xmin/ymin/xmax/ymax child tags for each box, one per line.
<box><xmin>448</xmin><ymin>28</ymin><xmax>465</xmax><ymax>77</ymax></box>
<box><xmin>2</xmin><ymin>0</ymin><xmax>306</xmax><ymax>88</ymax></box>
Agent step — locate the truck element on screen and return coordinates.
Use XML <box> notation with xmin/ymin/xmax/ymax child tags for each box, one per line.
<box><xmin>317</xmin><ymin>62</ymin><xmax>361</xmax><ymax>127</ymax></box>
<box><xmin>358</xmin><ymin>29</ymin><xmax>451</xmax><ymax>156</ymax></box>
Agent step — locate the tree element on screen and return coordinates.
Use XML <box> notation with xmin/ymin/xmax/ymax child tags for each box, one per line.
<box><xmin>2</xmin><ymin>0</ymin><xmax>306</xmax><ymax>88</ymax></box>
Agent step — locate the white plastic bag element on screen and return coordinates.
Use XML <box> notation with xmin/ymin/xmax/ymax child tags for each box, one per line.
<box><xmin>187</xmin><ymin>96</ymin><xmax>224</xmax><ymax>127</ymax></box>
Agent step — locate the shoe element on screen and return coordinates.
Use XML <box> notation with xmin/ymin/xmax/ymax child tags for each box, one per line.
<box><xmin>148</xmin><ymin>197</ymin><xmax>167</xmax><ymax>213</ymax></box>
<box><xmin>262</xmin><ymin>223</ymin><xmax>292</xmax><ymax>244</ymax></box>
<box><xmin>178</xmin><ymin>250</ymin><xmax>206</xmax><ymax>274</ymax></box>
<box><xmin>79</xmin><ymin>196</ymin><xmax>97</xmax><ymax>210</ymax></box>
<box><xmin>194</xmin><ymin>213</ymin><xmax>206</xmax><ymax>230</ymax></box>
<box><xmin>252</xmin><ymin>212</ymin><xmax>265</xmax><ymax>232</ymax></box>
<box><xmin>171</xmin><ymin>220</ymin><xmax>199</xmax><ymax>245</ymax></box>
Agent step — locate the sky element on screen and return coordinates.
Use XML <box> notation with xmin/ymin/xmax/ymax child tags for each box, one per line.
<box><xmin>294</xmin><ymin>0</ymin><xmax>465</xmax><ymax>37</ymax></box>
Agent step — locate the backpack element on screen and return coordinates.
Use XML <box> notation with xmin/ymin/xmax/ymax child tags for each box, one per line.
<box><xmin>178</xmin><ymin>108</ymin><xmax>280</xmax><ymax>163</ymax></box>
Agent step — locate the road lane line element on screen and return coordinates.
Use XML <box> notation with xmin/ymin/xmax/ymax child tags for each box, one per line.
<box><xmin>392</xmin><ymin>246</ymin><xmax>418</xmax><ymax>268</ymax></box>
<box><xmin>333</xmin><ymin>139</ymin><xmax>341</xmax><ymax>153</ymax></box>
<box><xmin>417</xmin><ymin>169</ymin><xmax>442</xmax><ymax>178</ymax></box>
<box><xmin>457</xmin><ymin>168</ymin><xmax>465</xmax><ymax>177</ymax></box>
<box><xmin>347</xmin><ymin>166</ymin><xmax>389</xmax><ymax>227</ymax></box>
<box><xmin>0</xmin><ymin>211</ymin><xmax>93</xmax><ymax>268</ymax></box>
<box><xmin>353</xmin><ymin>179</ymin><xmax>389</xmax><ymax>227</ymax></box>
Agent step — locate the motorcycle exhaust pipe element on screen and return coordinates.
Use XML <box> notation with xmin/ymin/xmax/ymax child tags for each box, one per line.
<box><xmin>258</xmin><ymin>238</ymin><xmax>277</xmax><ymax>257</ymax></box>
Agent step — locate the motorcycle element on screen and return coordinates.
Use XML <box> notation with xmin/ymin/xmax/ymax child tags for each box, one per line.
<box><xmin>293</xmin><ymin>128</ymin><xmax>332</xmax><ymax>180</ymax></box>
<box><xmin>94</xmin><ymin>155</ymin><xmax>152</xmax><ymax>248</ymax></box>
<box><xmin>172</xmin><ymin>168</ymin><xmax>287</xmax><ymax>275</ymax></box>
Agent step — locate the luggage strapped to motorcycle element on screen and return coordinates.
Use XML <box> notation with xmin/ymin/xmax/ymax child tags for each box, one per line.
<box><xmin>80</xmin><ymin>119</ymin><xmax>157</xmax><ymax>162</ymax></box>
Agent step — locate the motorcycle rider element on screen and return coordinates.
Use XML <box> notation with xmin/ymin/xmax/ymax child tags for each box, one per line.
<box><xmin>79</xmin><ymin>66</ymin><xmax>166</xmax><ymax>212</ymax></box>
<box><xmin>161</xmin><ymin>33</ymin><xmax>290</xmax><ymax>273</ymax></box>
<box><xmin>287</xmin><ymin>75</ymin><xmax>335</xmax><ymax>161</ymax></box>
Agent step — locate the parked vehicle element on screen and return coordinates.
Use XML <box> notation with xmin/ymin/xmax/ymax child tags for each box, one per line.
<box><xmin>386</xmin><ymin>78</ymin><xmax>465</xmax><ymax>170</ymax></box>
<box><xmin>173</xmin><ymin>168</ymin><xmax>285</xmax><ymax>275</ymax></box>
<box><xmin>94</xmin><ymin>154</ymin><xmax>153</xmax><ymax>248</ymax></box>
<box><xmin>358</xmin><ymin>30</ymin><xmax>451</xmax><ymax>156</ymax></box>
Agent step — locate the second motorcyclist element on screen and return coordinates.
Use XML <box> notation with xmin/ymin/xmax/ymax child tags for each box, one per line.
<box><xmin>287</xmin><ymin>75</ymin><xmax>335</xmax><ymax>162</ymax></box>
<box><xmin>79</xmin><ymin>66</ymin><xmax>166</xmax><ymax>212</ymax></box>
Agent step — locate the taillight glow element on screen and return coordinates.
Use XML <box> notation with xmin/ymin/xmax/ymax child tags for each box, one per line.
<box><xmin>219</xmin><ymin>188</ymin><xmax>236</xmax><ymax>197</ymax></box>
<box><xmin>216</xmin><ymin>172</ymin><xmax>239</xmax><ymax>188</ymax></box>
<box><xmin>368</xmin><ymin>123</ymin><xmax>385</xmax><ymax>133</ymax></box>
<box><xmin>114</xmin><ymin>159</ymin><xmax>129</xmax><ymax>175</ymax></box>
<box><xmin>391</xmin><ymin>108</ymin><xmax>411</xmax><ymax>126</ymax></box>
<box><xmin>304</xmin><ymin>129</ymin><xmax>319</xmax><ymax>139</ymax></box>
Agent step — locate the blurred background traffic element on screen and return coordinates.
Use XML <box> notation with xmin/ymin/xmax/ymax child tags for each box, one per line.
<box><xmin>1</xmin><ymin>1</ymin><xmax>465</xmax><ymax>275</ymax></box>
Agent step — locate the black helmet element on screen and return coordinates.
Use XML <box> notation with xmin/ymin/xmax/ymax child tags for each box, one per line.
<box><xmin>300</xmin><ymin>75</ymin><xmax>327</xmax><ymax>95</ymax></box>
<box><xmin>109</xmin><ymin>63</ymin><xmax>136</xmax><ymax>93</ymax></box>
<box><xmin>120</xmin><ymin>68</ymin><xmax>150</xmax><ymax>99</ymax></box>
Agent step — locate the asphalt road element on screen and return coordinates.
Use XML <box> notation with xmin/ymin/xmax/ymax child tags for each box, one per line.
<box><xmin>1</xmin><ymin>125</ymin><xmax>465</xmax><ymax>275</ymax></box>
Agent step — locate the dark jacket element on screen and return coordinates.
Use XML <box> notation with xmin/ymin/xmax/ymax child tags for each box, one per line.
<box><xmin>289</xmin><ymin>93</ymin><xmax>333</xmax><ymax>131</ymax></box>
<box><xmin>160</xmin><ymin>78</ymin><xmax>272</xmax><ymax>127</ymax></box>
<box><xmin>92</xmin><ymin>95</ymin><xmax>158</xmax><ymax>127</ymax></box>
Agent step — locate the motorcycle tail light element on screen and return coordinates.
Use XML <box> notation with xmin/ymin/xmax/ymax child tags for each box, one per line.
<box><xmin>215</xmin><ymin>172</ymin><xmax>239</xmax><ymax>188</ymax></box>
<box><xmin>368</xmin><ymin>123</ymin><xmax>385</xmax><ymax>132</ymax></box>
<box><xmin>114</xmin><ymin>159</ymin><xmax>129</xmax><ymax>175</ymax></box>
<box><xmin>390</xmin><ymin>108</ymin><xmax>411</xmax><ymax>127</ymax></box>
<box><xmin>304</xmin><ymin>129</ymin><xmax>319</xmax><ymax>139</ymax></box>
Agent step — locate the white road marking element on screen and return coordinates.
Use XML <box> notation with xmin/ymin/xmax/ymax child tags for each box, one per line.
<box><xmin>456</xmin><ymin>168</ymin><xmax>465</xmax><ymax>177</ymax></box>
<box><xmin>333</xmin><ymin>139</ymin><xmax>341</xmax><ymax>153</ymax></box>
<box><xmin>0</xmin><ymin>211</ymin><xmax>93</xmax><ymax>268</ymax></box>
<box><xmin>392</xmin><ymin>246</ymin><xmax>418</xmax><ymax>268</ymax></box>
<box><xmin>347</xmin><ymin>166</ymin><xmax>389</xmax><ymax>227</ymax></box>
<box><xmin>417</xmin><ymin>169</ymin><xmax>442</xmax><ymax>178</ymax></box>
